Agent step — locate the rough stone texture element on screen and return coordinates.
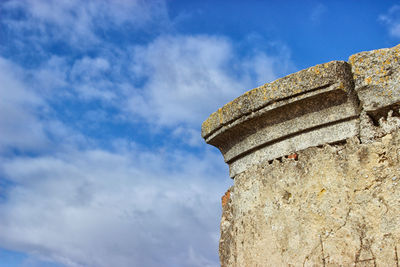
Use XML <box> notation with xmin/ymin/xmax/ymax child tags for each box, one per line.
<box><xmin>228</xmin><ymin>118</ymin><xmax>359</xmax><ymax>177</ymax></box>
<box><xmin>221</xmin><ymin>131</ymin><xmax>400</xmax><ymax>266</ymax></box>
<box><xmin>202</xmin><ymin>61</ymin><xmax>359</xmax><ymax>177</ymax></box>
<box><xmin>201</xmin><ymin>44</ymin><xmax>400</xmax><ymax>266</ymax></box>
<box><xmin>349</xmin><ymin>44</ymin><xmax>400</xmax><ymax>143</ymax></box>
<box><xmin>220</xmin><ymin>187</ymin><xmax>234</xmax><ymax>266</ymax></box>
<box><xmin>202</xmin><ymin>61</ymin><xmax>355</xmax><ymax>140</ymax></box>
<box><xmin>350</xmin><ymin>44</ymin><xmax>400</xmax><ymax>113</ymax></box>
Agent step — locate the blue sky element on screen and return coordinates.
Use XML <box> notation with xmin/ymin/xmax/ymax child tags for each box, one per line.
<box><xmin>0</xmin><ymin>1</ymin><xmax>400</xmax><ymax>266</ymax></box>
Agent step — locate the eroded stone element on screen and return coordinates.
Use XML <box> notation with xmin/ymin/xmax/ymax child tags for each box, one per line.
<box><xmin>349</xmin><ymin>44</ymin><xmax>400</xmax><ymax>143</ymax></box>
<box><xmin>203</xmin><ymin>61</ymin><xmax>359</xmax><ymax>177</ymax></box>
<box><xmin>202</xmin><ymin>61</ymin><xmax>355</xmax><ymax>140</ymax></box>
<box><xmin>201</xmin><ymin>44</ymin><xmax>400</xmax><ymax>266</ymax></box>
<box><xmin>221</xmin><ymin>132</ymin><xmax>400</xmax><ymax>266</ymax></box>
<box><xmin>349</xmin><ymin>44</ymin><xmax>400</xmax><ymax>113</ymax></box>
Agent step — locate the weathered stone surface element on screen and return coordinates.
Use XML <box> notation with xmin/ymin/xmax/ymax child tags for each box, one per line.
<box><xmin>202</xmin><ymin>61</ymin><xmax>355</xmax><ymax>140</ymax></box>
<box><xmin>221</xmin><ymin>131</ymin><xmax>400</xmax><ymax>266</ymax></box>
<box><xmin>350</xmin><ymin>44</ymin><xmax>400</xmax><ymax>113</ymax></box>
<box><xmin>350</xmin><ymin>44</ymin><xmax>400</xmax><ymax>143</ymax></box>
<box><xmin>228</xmin><ymin>118</ymin><xmax>358</xmax><ymax>177</ymax></box>
<box><xmin>220</xmin><ymin>187</ymin><xmax>234</xmax><ymax>266</ymax></box>
<box><xmin>201</xmin><ymin>44</ymin><xmax>400</xmax><ymax>266</ymax></box>
<box><xmin>203</xmin><ymin>61</ymin><xmax>359</xmax><ymax>177</ymax></box>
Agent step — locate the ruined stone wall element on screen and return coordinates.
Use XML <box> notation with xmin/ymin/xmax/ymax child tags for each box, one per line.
<box><xmin>202</xmin><ymin>44</ymin><xmax>400</xmax><ymax>266</ymax></box>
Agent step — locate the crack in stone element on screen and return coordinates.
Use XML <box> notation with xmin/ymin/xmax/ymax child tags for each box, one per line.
<box><xmin>303</xmin><ymin>208</ymin><xmax>352</xmax><ymax>266</ymax></box>
<box><xmin>320</xmin><ymin>235</ymin><xmax>326</xmax><ymax>267</ymax></box>
<box><xmin>354</xmin><ymin>224</ymin><xmax>377</xmax><ymax>266</ymax></box>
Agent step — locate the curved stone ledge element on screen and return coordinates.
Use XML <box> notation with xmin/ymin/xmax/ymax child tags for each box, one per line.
<box><xmin>201</xmin><ymin>61</ymin><xmax>354</xmax><ymax>140</ymax></box>
<box><xmin>207</xmin><ymin>44</ymin><xmax>400</xmax><ymax>266</ymax></box>
<box><xmin>203</xmin><ymin>44</ymin><xmax>400</xmax><ymax>178</ymax></box>
<box><xmin>202</xmin><ymin>61</ymin><xmax>360</xmax><ymax>177</ymax></box>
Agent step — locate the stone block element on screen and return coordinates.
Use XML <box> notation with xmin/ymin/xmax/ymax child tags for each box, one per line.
<box><xmin>349</xmin><ymin>44</ymin><xmax>400</xmax><ymax>117</ymax></box>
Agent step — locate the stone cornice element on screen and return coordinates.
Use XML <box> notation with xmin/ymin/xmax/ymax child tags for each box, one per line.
<box><xmin>202</xmin><ymin>44</ymin><xmax>400</xmax><ymax>178</ymax></box>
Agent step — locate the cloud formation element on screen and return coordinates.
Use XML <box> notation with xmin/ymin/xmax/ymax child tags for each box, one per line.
<box><xmin>2</xmin><ymin>0</ymin><xmax>169</xmax><ymax>47</ymax></box>
<box><xmin>126</xmin><ymin>34</ymin><xmax>292</xmax><ymax>129</ymax></box>
<box><xmin>0</xmin><ymin>146</ymin><xmax>229</xmax><ymax>267</ymax></box>
<box><xmin>0</xmin><ymin>57</ymin><xmax>49</xmax><ymax>153</ymax></box>
<box><xmin>379</xmin><ymin>5</ymin><xmax>400</xmax><ymax>38</ymax></box>
<box><xmin>310</xmin><ymin>3</ymin><xmax>327</xmax><ymax>23</ymax></box>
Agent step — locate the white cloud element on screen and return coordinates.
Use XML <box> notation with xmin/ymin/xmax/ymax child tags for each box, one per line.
<box><xmin>69</xmin><ymin>57</ymin><xmax>117</xmax><ymax>101</ymax></box>
<box><xmin>310</xmin><ymin>3</ymin><xmax>327</xmax><ymax>23</ymax></box>
<box><xmin>126</xmin><ymin>34</ymin><xmax>293</xmax><ymax>129</ymax></box>
<box><xmin>2</xmin><ymin>0</ymin><xmax>170</xmax><ymax>47</ymax></box>
<box><xmin>0</xmin><ymin>56</ymin><xmax>92</xmax><ymax>154</ymax></box>
<box><xmin>34</xmin><ymin>56</ymin><xmax>69</xmax><ymax>96</ymax></box>
<box><xmin>25</xmin><ymin>33</ymin><xmax>293</xmax><ymax>141</ymax></box>
<box><xmin>0</xmin><ymin>57</ymin><xmax>49</xmax><ymax>153</ymax></box>
<box><xmin>172</xmin><ymin>126</ymin><xmax>204</xmax><ymax>147</ymax></box>
<box><xmin>30</xmin><ymin>53</ymin><xmax>125</xmax><ymax>103</ymax></box>
<box><xmin>379</xmin><ymin>5</ymin><xmax>400</xmax><ymax>38</ymax></box>
<box><xmin>0</xmin><ymin>147</ymin><xmax>230</xmax><ymax>267</ymax></box>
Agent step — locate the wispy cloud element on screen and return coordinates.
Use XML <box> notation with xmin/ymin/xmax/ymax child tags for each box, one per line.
<box><xmin>126</xmin><ymin>34</ymin><xmax>292</xmax><ymax>128</ymax></box>
<box><xmin>2</xmin><ymin>0</ymin><xmax>170</xmax><ymax>48</ymax></box>
<box><xmin>0</xmin><ymin>57</ymin><xmax>49</xmax><ymax>153</ymax></box>
<box><xmin>0</xmin><ymin>55</ymin><xmax>93</xmax><ymax>155</ymax></box>
<box><xmin>0</xmin><ymin>147</ymin><xmax>229</xmax><ymax>267</ymax></box>
<box><xmin>379</xmin><ymin>5</ymin><xmax>400</xmax><ymax>38</ymax></box>
<box><xmin>310</xmin><ymin>3</ymin><xmax>327</xmax><ymax>23</ymax></box>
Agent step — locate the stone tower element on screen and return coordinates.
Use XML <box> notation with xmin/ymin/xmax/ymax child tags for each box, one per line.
<box><xmin>202</xmin><ymin>44</ymin><xmax>400</xmax><ymax>266</ymax></box>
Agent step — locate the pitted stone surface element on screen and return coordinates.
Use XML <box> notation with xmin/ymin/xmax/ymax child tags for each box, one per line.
<box><xmin>201</xmin><ymin>44</ymin><xmax>400</xmax><ymax>267</ymax></box>
<box><xmin>220</xmin><ymin>132</ymin><xmax>400</xmax><ymax>266</ymax></box>
<box><xmin>201</xmin><ymin>61</ymin><xmax>354</xmax><ymax>140</ymax></box>
<box><xmin>202</xmin><ymin>60</ymin><xmax>359</xmax><ymax>177</ymax></box>
<box><xmin>349</xmin><ymin>44</ymin><xmax>400</xmax><ymax>142</ymax></box>
<box><xmin>350</xmin><ymin>44</ymin><xmax>400</xmax><ymax>113</ymax></box>
<box><xmin>228</xmin><ymin>118</ymin><xmax>359</xmax><ymax>177</ymax></box>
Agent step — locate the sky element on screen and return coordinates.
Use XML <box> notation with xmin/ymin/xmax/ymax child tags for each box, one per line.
<box><xmin>0</xmin><ymin>0</ymin><xmax>400</xmax><ymax>266</ymax></box>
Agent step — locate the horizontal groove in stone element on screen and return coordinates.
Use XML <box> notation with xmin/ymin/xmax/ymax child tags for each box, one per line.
<box><xmin>227</xmin><ymin>115</ymin><xmax>359</xmax><ymax>165</ymax></box>
<box><xmin>203</xmin><ymin>44</ymin><xmax>400</xmax><ymax>178</ymax></box>
<box><xmin>201</xmin><ymin>61</ymin><xmax>351</xmax><ymax>140</ymax></box>
<box><xmin>205</xmin><ymin>83</ymin><xmax>349</xmax><ymax>144</ymax></box>
<box><xmin>228</xmin><ymin>118</ymin><xmax>360</xmax><ymax>177</ymax></box>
